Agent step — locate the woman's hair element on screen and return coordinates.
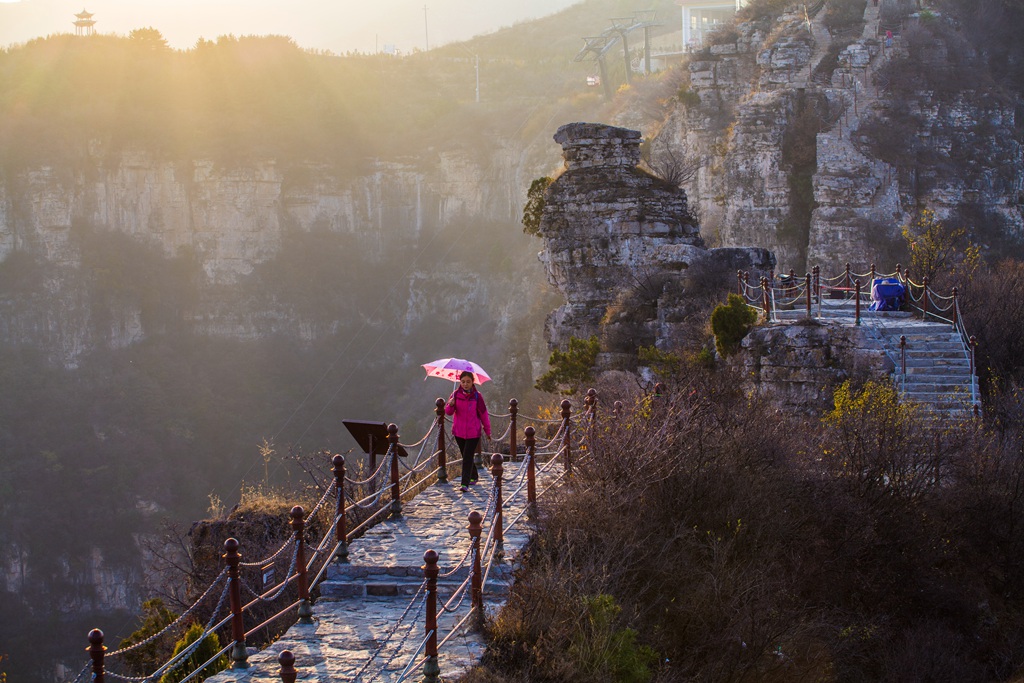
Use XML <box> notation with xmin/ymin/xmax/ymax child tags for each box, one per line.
<box><xmin>459</xmin><ymin>371</ymin><xmax>474</xmax><ymax>381</ymax></box>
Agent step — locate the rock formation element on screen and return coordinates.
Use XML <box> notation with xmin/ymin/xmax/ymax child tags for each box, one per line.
<box><xmin>537</xmin><ymin>122</ymin><xmax>774</xmax><ymax>364</ymax></box>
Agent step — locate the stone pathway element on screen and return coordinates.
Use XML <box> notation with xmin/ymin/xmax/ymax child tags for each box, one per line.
<box><xmin>207</xmin><ymin>459</ymin><xmax>556</xmax><ymax>683</ymax></box>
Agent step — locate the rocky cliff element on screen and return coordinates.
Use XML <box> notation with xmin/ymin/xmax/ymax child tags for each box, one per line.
<box><xmin>649</xmin><ymin>4</ymin><xmax>1024</xmax><ymax>275</ymax></box>
<box><xmin>537</xmin><ymin>122</ymin><xmax>774</xmax><ymax>364</ymax></box>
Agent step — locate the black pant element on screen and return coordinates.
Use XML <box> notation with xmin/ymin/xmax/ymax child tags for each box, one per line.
<box><xmin>454</xmin><ymin>436</ymin><xmax>479</xmax><ymax>487</ymax></box>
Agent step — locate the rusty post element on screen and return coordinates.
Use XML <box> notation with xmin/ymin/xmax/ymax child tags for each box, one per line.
<box><xmin>434</xmin><ymin>399</ymin><xmax>448</xmax><ymax>483</ymax></box>
<box><xmin>855</xmin><ymin>279</ymin><xmax>862</xmax><ymax>325</ymax></box>
<box><xmin>805</xmin><ymin>273</ymin><xmax>812</xmax><ymax>318</ymax></box>
<box><xmin>761</xmin><ymin>276</ymin><xmax>771</xmax><ymax>321</ymax></box>
<box><xmin>87</xmin><ymin>629</ymin><xmax>106</xmax><ymax>683</ymax></box>
<box><xmin>922</xmin><ymin>276</ymin><xmax>930</xmax><ymax>320</ymax></box>
<box><xmin>952</xmin><ymin>287</ymin><xmax>959</xmax><ymax>330</ymax></box>
<box><xmin>422</xmin><ymin>549</ymin><xmax>440</xmax><ymax>683</ymax></box>
<box><xmin>870</xmin><ymin>263</ymin><xmax>876</xmax><ymax>284</ymax></box>
<box><xmin>509</xmin><ymin>398</ymin><xmax>519</xmax><ymax>462</ymax></box>
<box><xmin>896</xmin><ymin>263</ymin><xmax>902</xmax><ymax>280</ymax></box>
<box><xmin>736</xmin><ymin>269</ymin><xmax>743</xmax><ymax>295</ymax></box>
<box><xmin>468</xmin><ymin>511</ymin><xmax>483</xmax><ymax>628</ymax></box>
<box><xmin>388</xmin><ymin>423</ymin><xmax>402</xmax><ymax>517</ymax></box>
<box><xmin>560</xmin><ymin>399</ymin><xmax>573</xmax><ymax>478</ymax></box>
<box><xmin>332</xmin><ymin>455</ymin><xmax>349</xmax><ymax>564</ymax></box>
<box><xmin>813</xmin><ymin>265</ymin><xmax>820</xmax><ymax>304</ymax></box>
<box><xmin>524</xmin><ymin>426</ymin><xmax>537</xmax><ymax>513</ymax></box>
<box><xmin>788</xmin><ymin>268</ymin><xmax>795</xmax><ymax>295</ymax></box>
<box><xmin>491</xmin><ymin>453</ymin><xmax>504</xmax><ymax>558</ymax></box>
<box><xmin>290</xmin><ymin>506</ymin><xmax>313</xmax><ymax>624</ymax></box>
<box><xmin>279</xmin><ymin>651</ymin><xmax>297</xmax><ymax>683</ymax></box>
<box><xmin>224</xmin><ymin>538</ymin><xmax>249</xmax><ymax>669</ymax></box>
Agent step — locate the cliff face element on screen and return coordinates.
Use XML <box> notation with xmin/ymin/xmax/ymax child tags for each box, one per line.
<box><xmin>537</xmin><ymin>122</ymin><xmax>774</xmax><ymax>363</ymax></box>
<box><xmin>651</xmin><ymin>6</ymin><xmax>1024</xmax><ymax>275</ymax></box>
<box><xmin>0</xmin><ymin>144</ymin><xmax>540</xmax><ymax>368</ymax></box>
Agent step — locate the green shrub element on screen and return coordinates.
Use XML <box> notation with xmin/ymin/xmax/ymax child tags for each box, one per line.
<box><xmin>676</xmin><ymin>87</ymin><xmax>702</xmax><ymax>108</ymax></box>
<box><xmin>535</xmin><ymin>335</ymin><xmax>600</xmax><ymax>395</ymax></box>
<box><xmin>521</xmin><ymin>176</ymin><xmax>553</xmax><ymax>236</ymax></box>
<box><xmin>710</xmin><ymin>293</ymin><xmax>758</xmax><ymax>357</ymax></box>
<box><xmin>158</xmin><ymin>622</ymin><xmax>228</xmax><ymax>683</ymax></box>
<box><xmin>569</xmin><ymin>594</ymin><xmax>658</xmax><ymax>683</ymax></box>
<box><xmin>638</xmin><ymin>345</ymin><xmax>682</xmax><ymax>379</ymax></box>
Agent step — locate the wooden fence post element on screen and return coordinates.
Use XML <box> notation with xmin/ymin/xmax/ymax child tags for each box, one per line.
<box><xmin>87</xmin><ymin>629</ymin><xmax>106</xmax><ymax>683</ymax></box>
<box><xmin>491</xmin><ymin>453</ymin><xmax>504</xmax><ymax>558</ymax></box>
<box><xmin>509</xmin><ymin>398</ymin><xmax>519</xmax><ymax>462</ymax></box>
<box><xmin>468</xmin><ymin>511</ymin><xmax>483</xmax><ymax>629</ymax></box>
<box><xmin>525</xmin><ymin>426</ymin><xmax>537</xmax><ymax>513</ymax></box>
<box><xmin>813</xmin><ymin>265</ymin><xmax>820</xmax><ymax>304</ymax></box>
<box><xmin>952</xmin><ymin>287</ymin><xmax>959</xmax><ymax>330</ymax></box>
<box><xmin>332</xmin><ymin>455</ymin><xmax>348</xmax><ymax>564</ymax></box>
<box><xmin>422</xmin><ymin>549</ymin><xmax>440</xmax><ymax>683</ymax></box>
<box><xmin>434</xmin><ymin>399</ymin><xmax>448</xmax><ymax>483</ymax></box>
<box><xmin>224</xmin><ymin>538</ymin><xmax>249</xmax><ymax>669</ymax></box>
<box><xmin>388</xmin><ymin>423</ymin><xmax>402</xmax><ymax>517</ymax></box>
<box><xmin>279</xmin><ymin>651</ymin><xmax>297</xmax><ymax>683</ymax></box>
<box><xmin>290</xmin><ymin>506</ymin><xmax>313</xmax><ymax>624</ymax></box>
<box><xmin>761</xmin><ymin>276</ymin><xmax>771</xmax><ymax>321</ymax></box>
<box><xmin>805</xmin><ymin>272</ymin><xmax>812</xmax><ymax>318</ymax></box>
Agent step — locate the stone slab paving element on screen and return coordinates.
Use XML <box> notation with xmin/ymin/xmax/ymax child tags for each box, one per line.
<box><xmin>207</xmin><ymin>460</ymin><xmax>556</xmax><ymax>683</ymax></box>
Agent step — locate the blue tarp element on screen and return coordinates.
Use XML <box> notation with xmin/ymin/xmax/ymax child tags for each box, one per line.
<box><xmin>869</xmin><ymin>277</ymin><xmax>905</xmax><ymax>311</ymax></box>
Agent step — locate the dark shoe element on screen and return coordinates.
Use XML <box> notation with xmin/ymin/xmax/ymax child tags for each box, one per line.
<box><xmin>469</xmin><ymin>478</ymin><xmax>477</xmax><ymax>484</ymax></box>
<box><xmin>460</xmin><ymin>486</ymin><xmax>468</xmax><ymax>492</ymax></box>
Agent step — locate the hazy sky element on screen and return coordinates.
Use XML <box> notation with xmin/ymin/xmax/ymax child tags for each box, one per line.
<box><xmin>0</xmin><ymin>0</ymin><xmax>583</xmax><ymax>53</ymax></box>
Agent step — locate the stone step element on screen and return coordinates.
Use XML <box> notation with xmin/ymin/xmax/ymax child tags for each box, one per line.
<box><xmin>903</xmin><ymin>364</ymin><xmax>970</xmax><ymax>375</ymax></box>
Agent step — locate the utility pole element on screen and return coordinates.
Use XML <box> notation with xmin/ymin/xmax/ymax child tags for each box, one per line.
<box><xmin>423</xmin><ymin>5</ymin><xmax>429</xmax><ymax>51</ymax></box>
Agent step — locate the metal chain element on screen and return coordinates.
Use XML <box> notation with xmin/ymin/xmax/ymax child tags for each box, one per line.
<box><xmin>104</xmin><ymin>568</ymin><xmax>228</xmax><ymax>659</ymax></box>
<box><xmin>350</xmin><ymin>580</ymin><xmax>427</xmax><ymax>682</ymax></box>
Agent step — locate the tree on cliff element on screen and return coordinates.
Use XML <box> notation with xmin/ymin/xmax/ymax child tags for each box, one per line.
<box><xmin>522</xmin><ymin>177</ymin><xmax>553</xmax><ymax>236</ymax></box>
<box><xmin>535</xmin><ymin>335</ymin><xmax>600</xmax><ymax>395</ymax></box>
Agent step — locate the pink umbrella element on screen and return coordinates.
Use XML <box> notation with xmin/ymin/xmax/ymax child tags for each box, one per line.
<box><xmin>422</xmin><ymin>357</ymin><xmax>491</xmax><ymax>385</ymax></box>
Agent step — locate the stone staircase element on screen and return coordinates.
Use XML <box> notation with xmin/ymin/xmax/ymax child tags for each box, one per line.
<box><xmin>776</xmin><ymin>298</ymin><xmax>979</xmax><ymax>417</ymax></box>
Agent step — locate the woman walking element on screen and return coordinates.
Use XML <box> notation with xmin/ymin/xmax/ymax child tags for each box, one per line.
<box><xmin>445</xmin><ymin>371</ymin><xmax>492</xmax><ymax>491</ymax></box>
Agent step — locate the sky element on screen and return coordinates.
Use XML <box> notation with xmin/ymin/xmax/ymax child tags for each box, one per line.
<box><xmin>0</xmin><ymin>0</ymin><xmax>583</xmax><ymax>54</ymax></box>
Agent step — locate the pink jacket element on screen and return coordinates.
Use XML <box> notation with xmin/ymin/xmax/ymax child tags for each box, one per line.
<box><xmin>444</xmin><ymin>387</ymin><xmax>492</xmax><ymax>440</ymax></box>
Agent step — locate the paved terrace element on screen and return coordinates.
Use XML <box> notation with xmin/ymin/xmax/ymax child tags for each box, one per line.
<box><xmin>207</xmin><ymin>457</ymin><xmax>554</xmax><ymax>683</ymax></box>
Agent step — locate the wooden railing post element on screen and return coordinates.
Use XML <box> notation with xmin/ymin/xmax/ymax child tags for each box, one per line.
<box><xmin>896</xmin><ymin>263</ymin><xmax>902</xmax><ymax>280</ymax></box>
<box><xmin>509</xmin><ymin>398</ymin><xmax>519</xmax><ymax>462</ymax></box>
<box><xmin>388</xmin><ymin>423</ymin><xmax>402</xmax><ymax>517</ymax></box>
<box><xmin>761</xmin><ymin>276</ymin><xmax>771</xmax><ymax>321</ymax></box>
<box><xmin>560</xmin><ymin>399</ymin><xmax>573</xmax><ymax>478</ymax></box>
<box><xmin>952</xmin><ymin>287</ymin><xmax>959</xmax><ymax>330</ymax></box>
<box><xmin>584</xmin><ymin>388</ymin><xmax>597</xmax><ymax>454</ymax></box>
<box><xmin>332</xmin><ymin>455</ymin><xmax>348</xmax><ymax>563</ymax></box>
<box><xmin>524</xmin><ymin>426</ymin><xmax>537</xmax><ymax>513</ymax></box>
<box><xmin>290</xmin><ymin>506</ymin><xmax>313</xmax><ymax>624</ymax></box>
<box><xmin>491</xmin><ymin>453</ymin><xmax>504</xmax><ymax>558</ymax></box>
<box><xmin>434</xmin><ymin>399</ymin><xmax>448</xmax><ymax>483</ymax></box>
<box><xmin>870</xmin><ymin>262</ymin><xmax>876</xmax><ymax>284</ymax></box>
<box><xmin>279</xmin><ymin>650</ymin><xmax>297</xmax><ymax>683</ymax></box>
<box><xmin>922</xmin><ymin>276</ymin><xmax>930</xmax><ymax>320</ymax></box>
<box><xmin>812</xmin><ymin>265</ymin><xmax>820</xmax><ymax>304</ymax></box>
<box><xmin>468</xmin><ymin>511</ymin><xmax>483</xmax><ymax>629</ymax></box>
<box><xmin>422</xmin><ymin>549</ymin><xmax>440</xmax><ymax>683</ymax></box>
<box><xmin>855</xmin><ymin>279</ymin><xmax>862</xmax><ymax>325</ymax></box>
<box><xmin>87</xmin><ymin>629</ymin><xmax>106</xmax><ymax>683</ymax></box>
<box><xmin>736</xmin><ymin>269</ymin><xmax>743</xmax><ymax>295</ymax></box>
<box><xmin>845</xmin><ymin>262</ymin><xmax>852</xmax><ymax>293</ymax></box>
<box><xmin>805</xmin><ymin>272</ymin><xmax>812</xmax><ymax>318</ymax></box>
<box><xmin>224</xmin><ymin>538</ymin><xmax>249</xmax><ymax>669</ymax></box>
